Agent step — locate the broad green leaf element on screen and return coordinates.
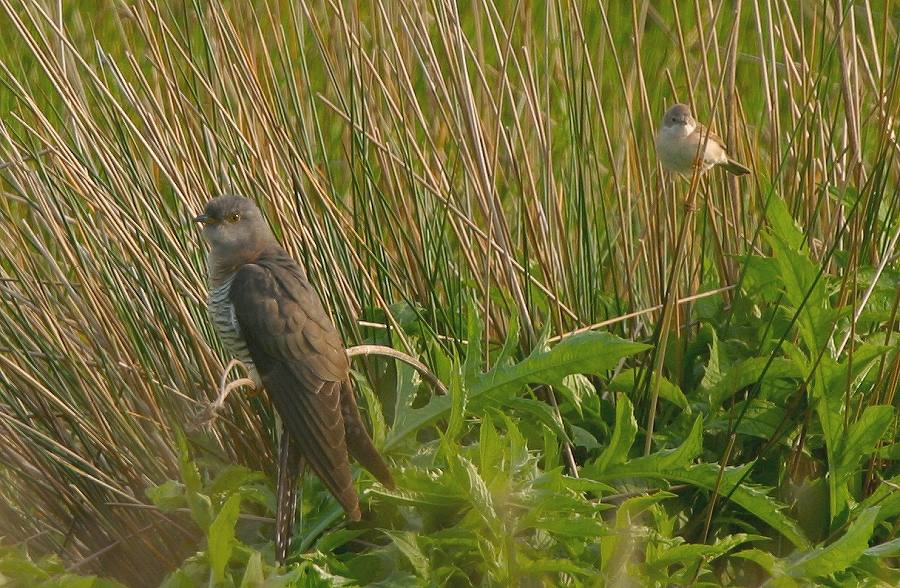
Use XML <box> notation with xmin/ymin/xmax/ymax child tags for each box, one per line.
<box><xmin>856</xmin><ymin>475</ymin><xmax>900</xmax><ymax>525</ymax></box>
<box><xmin>558</xmin><ymin>373</ymin><xmax>597</xmax><ymax>417</ymax></box>
<box><xmin>602</xmin><ymin>492</ymin><xmax>675</xmax><ymax>572</ymax></box>
<box><xmin>145</xmin><ymin>479</ymin><xmax>185</xmax><ymax>512</ymax></box>
<box><xmin>208</xmin><ymin>492</ymin><xmax>241</xmax><ymax>583</ymax></box>
<box><xmin>207</xmin><ymin>465</ymin><xmax>265</xmax><ymax>498</ymax></box>
<box><xmin>836</xmin><ymin>405</ymin><xmax>893</xmax><ymax>476</ymax></box>
<box><xmin>732</xmin><ymin>549</ymin><xmax>788</xmax><ymax>577</ymax></box>
<box><xmin>787</xmin><ymin>506</ymin><xmax>879</xmax><ymax>578</ymax></box>
<box><xmin>518</xmin><ymin>557</ymin><xmax>595</xmax><ymax>577</ymax></box>
<box><xmin>470</xmin><ymin>332</ymin><xmax>649</xmax><ymax>397</ymax></box>
<box><xmin>646</xmin><ymin>534</ymin><xmax>765</xmax><ymax>569</ymax></box>
<box><xmin>588</xmin><ymin>462</ymin><xmax>809</xmax><ymax>548</ymax></box>
<box><xmin>764</xmin><ymin>196</ymin><xmax>831</xmax><ymax>354</ymax></box>
<box><xmin>176</xmin><ymin>431</ymin><xmax>201</xmax><ymax>493</ymax></box>
<box><xmin>479</xmin><ymin>414</ymin><xmax>504</xmax><ymax>481</ymax></box>
<box><xmin>707</xmin><ymin>400</ymin><xmax>786</xmax><ymax>440</ymax></box>
<box><xmin>454</xmin><ymin>455</ymin><xmax>498</xmax><ymax>532</ymax></box>
<box><xmin>815</xmin><ymin>344</ymin><xmax>892</xmax><ymax>522</ymax></box>
<box><xmin>595</xmin><ymin>415</ymin><xmax>703</xmax><ymax>474</ymax></box>
<box><xmin>700</xmin><ymin>328</ymin><xmax>723</xmax><ymax>391</ymax></box>
<box><xmin>706</xmin><ymin>358</ymin><xmax>801</xmax><ymax>411</ymax></box>
<box><xmin>595</xmin><ymin>393</ymin><xmax>637</xmax><ymax>472</ymax></box>
<box><xmin>315</xmin><ymin>529</ymin><xmax>365</xmax><ymax>554</ymax></box>
<box><xmin>865</xmin><ymin>538</ymin><xmax>900</xmax><ymax>558</ymax></box>
<box><xmin>385</xmin><ymin>531</ymin><xmax>430</xmax><ymax>579</ymax></box>
<box><xmin>610</xmin><ymin>369</ymin><xmax>687</xmax><ymax>411</ymax></box>
<box><xmin>529</xmin><ymin>516</ymin><xmax>610</xmax><ymax>538</ymax></box>
<box><xmin>385</xmin><ymin>331</ymin><xmax>647</xmax><ymax>450</ymax></box>
<box><xmin>444</xmin><ymin>370</ymin><xmax>468</xmax><ymax>444</ymax></box>
<box><xmin>239</xmin><ymin>551</ymin><xmax>263</xmax><ymax>588</ymax></box>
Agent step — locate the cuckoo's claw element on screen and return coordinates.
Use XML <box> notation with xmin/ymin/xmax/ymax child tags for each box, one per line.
<box><xmin>191</xmin><ymin>360</ymin><xmax>257</xmax><ymax>430</ymax></box>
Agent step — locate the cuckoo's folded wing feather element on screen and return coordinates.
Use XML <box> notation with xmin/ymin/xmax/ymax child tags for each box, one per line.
<box><xmin>229</xmin><ymin>257</ymin><xmax>361</xmax><ymax>519</ymax></box>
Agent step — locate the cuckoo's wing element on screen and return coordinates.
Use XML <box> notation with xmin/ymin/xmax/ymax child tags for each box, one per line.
<box><xmin>229</xmin><ymin>258</ymin><xmax>361</xmax><ymax>519</ymax></box>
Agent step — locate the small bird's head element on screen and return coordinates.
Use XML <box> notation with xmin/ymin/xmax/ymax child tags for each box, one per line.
<box><xmin>662</xmin><ymin>103</ymin><xmax>695</xmax><ymax>129</ymax></box>
<box><xmin>194</xmin><ymin>195</ymin><xmax>276</xmax><ymax>266</ymax></box>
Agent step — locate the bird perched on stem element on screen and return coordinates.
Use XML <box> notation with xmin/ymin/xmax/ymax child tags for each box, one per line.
<box><xmin>194</xmin><ymin>194</ymin><xmax>395</xmax><ymax>563</ymax></box>
<box><xmin>655</xmin><ymin>103</ymin><xmax>751</xmax><ymax>176</ymax></box>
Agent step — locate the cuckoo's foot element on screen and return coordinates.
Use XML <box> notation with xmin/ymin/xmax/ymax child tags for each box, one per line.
<box><xmin>191</xmin><ymin>359</ymin><xmax>256</xmax><ymax>430</ymax></box>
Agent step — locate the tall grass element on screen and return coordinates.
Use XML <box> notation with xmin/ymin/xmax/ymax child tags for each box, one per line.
<box><xmin>0</xmin><ymin>0</ymin><xmax>897</xmax><ymax>584</ymax></box>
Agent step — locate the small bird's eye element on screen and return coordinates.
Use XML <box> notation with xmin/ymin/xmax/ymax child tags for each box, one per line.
<box><xmin>228</xmin><ymin>212</ymin><xmax>241</xmax><ymax>223</ymax></box>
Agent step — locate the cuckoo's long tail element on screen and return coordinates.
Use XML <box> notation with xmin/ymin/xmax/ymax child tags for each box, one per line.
<box><xmin>341</xmin><ymin>380</ymin><xmax>395</xmax><ymax>490</ymax></box>
<box><xmin>275</xmin><ymin>433</ymin><xmax>303</xmax><ymax>564</ymax></box>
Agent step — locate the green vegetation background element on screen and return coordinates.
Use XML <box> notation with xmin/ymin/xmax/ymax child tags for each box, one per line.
<box><xmin>0</xmin><ymin>1</ymin><xmax>897</xmax><ymax>586</ymax></box>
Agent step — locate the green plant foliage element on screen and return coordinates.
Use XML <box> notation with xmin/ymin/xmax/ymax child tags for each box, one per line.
<box><xmin>0</xmin><ymin>1</ymin><xmax>897</xmax><ymax>587</ymax></box>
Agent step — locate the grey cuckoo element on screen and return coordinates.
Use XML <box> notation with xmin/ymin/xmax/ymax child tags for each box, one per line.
<box><xmin>195</xmin><ymin>195</ymin><xmax>394</xmax><ymax>563</ymax></box>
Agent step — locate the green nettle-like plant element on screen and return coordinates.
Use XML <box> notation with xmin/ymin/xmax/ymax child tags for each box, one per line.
<box><xmin>0</xmin><ymin>1</ymin><xmax>897</xmax><ymax>587</ymax></box>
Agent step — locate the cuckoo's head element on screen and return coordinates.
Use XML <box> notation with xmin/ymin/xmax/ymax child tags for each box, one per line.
<box><xmin>194</xmin><ymin>195</ymin><xmax>276</xmax><ymax>265</ymax></box>
<box><xmin>661</xmin><ymin>103</ymin><xmax>695</xmax><ymax>131</ymax></box>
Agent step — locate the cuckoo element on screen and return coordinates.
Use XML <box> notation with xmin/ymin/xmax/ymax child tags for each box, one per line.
<box><xmin>194</xmin><ymin>194</ymin><xmax>394</xmax><ymax>563</ymax></box>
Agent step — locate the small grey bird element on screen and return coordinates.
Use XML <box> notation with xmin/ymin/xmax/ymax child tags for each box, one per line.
<box><xmin>655</xmin><ymin>103</ymin><xmax>750</xmax><ymax>176</ymax></box>
<box><xmin>195</xmin><ymin>194</ymin><xmax>394</xmax><ymax>562</ymax></box>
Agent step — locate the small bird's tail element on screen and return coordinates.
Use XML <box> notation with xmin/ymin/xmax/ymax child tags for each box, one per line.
<box><xmin>275</xmin><ymin>433</ymin><xmax>303</xmax><ymax>564</ymax></box>
<box><xmin>722</xmin><ymin>158</ymin><xmax>751</xmax><ymax>176</ymax></box>
<box><xmin>341</xmin><ymin>380</ymin><xmax>396</xmax><ymax>491</ymax></box>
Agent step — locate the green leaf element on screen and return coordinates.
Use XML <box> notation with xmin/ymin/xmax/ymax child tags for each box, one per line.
<box><xmin>646</xmin><ymin>534</ymin><xmax>765</xmax><ymax>569</ymax></box>
<box><xmin>610</xmin><ymin>369</ymin><xmax>687</xmax><ymax>411</ymax></box>
<box><xmin>588</xmin><ymin>462</ymin><xmax>809</xmax><ymax>549</ymax></box>
<box><xmin>705</xmin><ymin>358</ymin><xmax>801</xmax><ymax>411</ymax></box>
<box><xmin>595</xmin><ymin>393</ymin><xmax>637</xmax><ymax>472</ymax></box>
<box><xmin>733</xmin><ymin>548</ymin><xmax>788</xmax><ymax>576</ymax></box>
<box><xmin>787</xmin><ymin>506</ymin><xmax>879</xmax><ymax>578</ymax></box>
<box><xmin>444</xmin><ymin>370</ymin><xmax>468</xmax><ymax>445</ymax></box>
<box><xmin>239</xmin><ymin>551</ymin><xmax>263</xmax><ymax>588</ymax></box>
<box><xmin>470</xmin><ymin>332</ymin><xmax>649</xmax><ymax>398</ymax></box>
<box><xmin>836</xmin><ymin>405</ymin><xmax>893</xmax><ymax>476</ymax></box>
<box><xmin>865</xmin><ymin>538</ymin><xmax>900</xmax><ymax>558</ymax></box>
<box><xmin>384</xmin><ymin>531</ymin><xmax>430</xmax><ymax>579</ymax></box>
<box><xmin>208</xmin><ymin>492</ymin><xmax>242</xmax><ymax>583</ymax></box>
<box><xmin>598</xmin><ymin>415</ymin><xmax>702</xmax><ymax>473</ymax></box>
<box><xmin>207</xmin><ymin>466</ymin><xmax>265</xmax><ymax>498</ymax></box>
<box><xmin>176</xmin><ymin>432</ymin><xmax>202</xmax><ymax>493</ymax></box>
<box><xmin>454</xmin><ymin>455</ymin><xmax>498</xmax><ymax>532</ymax></box>
<box><xmin>700</xmin><ymin>327</ymin><xmax>723</xmax><ymax>390</ymax></box>
<box><xmin>145</xmin><ymin>480</ymin><xmax>185</xmax><ymax>512</ymax></box>
<box><xmin>602</xmin><ymin>492</ymin><xmax>675</xmax><ymax>572</ymax></box>
<box><xmin>385</xmin><ymin>331</ymin><xmax>647</xmax><ymax>450</ymax></box>
<box><xmin>764</xmin><ymin>195</ymin><xmax>831</xmax><ymax>354</ymax></box>
<box><xmin>558</xmin><ymin>373</ymin><xmax>596</xmax><ymax>417</ymax></box>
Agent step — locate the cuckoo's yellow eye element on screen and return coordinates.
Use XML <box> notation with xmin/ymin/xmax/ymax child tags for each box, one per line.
<box><xmin>227</xmin><ymin>212</ymin><xmax>241</xmax><ymax>223</ymax></box>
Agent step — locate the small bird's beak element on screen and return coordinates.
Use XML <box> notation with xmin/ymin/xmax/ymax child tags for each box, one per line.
<box><xmin>193</xmin><ymin>213</ymin><xmax>211</xmax><ymax>225</ymax></box>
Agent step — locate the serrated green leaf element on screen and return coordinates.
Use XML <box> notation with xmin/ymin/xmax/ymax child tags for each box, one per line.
<box><xmin>384</xmin><ymin>531</ymin><xmax>429</xmax><ymax>579</ymax></box>
<box><xmin>208</xmin><ymin>492</ymin><xmax>242</xmax><ymax>583</ymax></box>
<box><xmin>471</xmin><ymin>332</ymin><xmax>649</xmax><ymax>397</ymax></box>
<box><xmin>588</xmin><ymin>462</ymin><xmax>809</xmax><ymax>548</ymax></box>
<box><xmin>700</xmin><ymin>328</ymin><xmax>723</xmax><ymax>390</ymax></box>
<box><xmin>595</xmin><ymin>393</ymin><xmax>637</xmax><ymax>472</ymax></box>
<box><xmin>836</xmin><ymin>405</ymin><xmax>893</xmax><ymax>476</ymax></box>
<box><xmin>385</xmin><ymin>332</ymin><xmax>646</xmax><ymax>450</ymax></box>
<box><xmin>787</xmin><ymin>506</ymin><xmax>879</xmax><ymax>578</ymax></box>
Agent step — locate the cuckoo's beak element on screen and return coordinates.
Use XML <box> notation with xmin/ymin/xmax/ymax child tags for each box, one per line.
<box><xmin>193</xmin><ymin>213</ymin><xmax>212</xmax><ymax>225</ymax></box>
